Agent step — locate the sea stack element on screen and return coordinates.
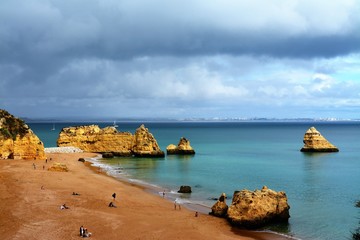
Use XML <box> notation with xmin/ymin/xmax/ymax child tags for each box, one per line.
<box><xmin>166</xmin><ymin>137</ymin><xmax>195</xmax><ymax>155</ymax></box>
<box><xmin>210</xmin><ymin>193</ymin><xmax>228</xmax><ymax>217</ymax></box>
<box><xmin>0</xmin><ymin>109</ymin><xmax>46</xmax><ymax>160</ymax></box>
<box><xmin>132</xmin><ymin>124</ymin><xmax>165</xmax><ymax>157</ymax></box>
<box><xmin>226</xmin><ymin>186</ymin><xmax>290</xmax><ymax>229</ymax></box>
<box><xmin>300</xmin><ymin>127</ymin><xmax>339</xmax><ymax>152</ymax></box>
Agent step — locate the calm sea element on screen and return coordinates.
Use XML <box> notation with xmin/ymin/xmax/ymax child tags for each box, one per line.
<box><xmin>28</xmin><ymin>121</ymin><xmax>360</xmax><ymax>240</ymax></box>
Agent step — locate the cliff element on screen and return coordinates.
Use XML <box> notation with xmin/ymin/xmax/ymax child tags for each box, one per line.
<box><xmin>57</xmin><ymin>124</ymin><xmax>164</xmax><ymax>157</ymax></box>
<box><xmin>166</xmin><ymin>137</ymin><xmax>195</xmax><ymax>155</ymax></box>
<box><xmin>226</xmin><ymin>186</ymin><xmax>290</xmax><ymax>229</ymax></box>
<box><xmin>132</xmin><ymin>124</ymin><xmax>164</xmax><ymax>157</ymax></box>
<box><xmin>0</xmin><ymin>109</ymin><xmax>46</xmax><ymax>160</ymax></box>
<box><xmin>300</xmin><ymin>126</ymin><xmax>339</xmax><ymax>152</ymax></box>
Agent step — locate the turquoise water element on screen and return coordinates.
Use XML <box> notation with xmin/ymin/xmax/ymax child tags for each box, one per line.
<box><xmin>28</xmin><ymin>121</ymin><xmax>360</xmax><ymax>240</ymax></box>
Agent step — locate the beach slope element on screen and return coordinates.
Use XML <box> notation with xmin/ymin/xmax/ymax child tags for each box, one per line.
<box><xmin>0</xmin><ymin>153</ymin><xmax>288</xmax><ymax>240</ymax></box>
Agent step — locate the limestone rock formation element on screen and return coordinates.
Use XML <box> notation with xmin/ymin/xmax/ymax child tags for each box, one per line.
<box><xmin>132</xmin><ymin>124</ymin><xmax>165</xmax><ymax>157</ymax></box>
<box><xmin>227</xmin><ymin>186</ymin><xmax>290</xmax><ymax>229</ymax></box>
<box><xmin>57</xmin><ymin>124</ymin><xmax>164</xmax><ymax>157</ymax></box>
<box><xmin>210</xmin><ymin>193</ymin><xmax>228</xmax><ymax>217</ymax></box>
<box><xmin>0</xmin><ymin>109</ymin><xmax>46</xmax><ymax>160</ymax></box>
<box><xmin>166</xmin><ymin>137</ymin><xmax>195</xmax><ymax>155</ymax></box>
<box><xmin>178</xmin><ymin>185</ymin><xmax>192</xmax><ymax>193</ymax></box>
<box><xmin>48</xmin><ymin>163</ymin><xmax>69</xmax><ymax>172</ymax></box>
<box><xmin>300</xmin><ymin>127</ymin><xmax>339</xmax><ymax>152</ymax></box>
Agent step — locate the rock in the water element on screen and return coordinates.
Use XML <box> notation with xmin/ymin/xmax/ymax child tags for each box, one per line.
<box><xmin>227</xmin><ymin>186</ymin><xmax>290</xmax><ymax>229</ymax></box>
<box><xmin>102</xmin><ymin>152</ymin><xmax>114</xmax><ymax>158</ymax></box>
<box><xmin>57</xmin><ymin>124</ymin><xmax>164</xmax><ymax>157</ymax></box>
<box><xmin>48</xmin><ymin>163</ymin><xmax>69</xmax><ymax>172</ymax></box>
<box><xmin>300</xmin><ymin>127</ymin><xmax>339</xmax><ymax>152</ymax></box>
<box><xmin>167</xmin><ymin>137</ymin><xmax>195</xmax><ymax>155</ymax></box>
<box><xmin>210</xmin><ymin>193</ymin><xmax>228</xmax><ymax>217</ymax></box>
<box><xmin>0</xmin><ymin>109</ymin><xmax>46</xmax><ymax>160</ymax></box>
<box><xmin>78</xmin><ymin>158</ymin><xmax>85</xmax><ymax>162</ymax></box>
<box><xmin>132</xmin><ymin>124</ymin><xmax>165</xmax><ymax>157</ymax></box>
<box><xmin>178</xmin><ymin>185</ymin><xmax>192</xmax><ymax>193</ymax></box>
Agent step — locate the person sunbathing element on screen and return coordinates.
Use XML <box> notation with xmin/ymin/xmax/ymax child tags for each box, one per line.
<box><xmin>60</xmin><ymin>203</ymin><xmax>69</xmax><ymax>209</ymax></box>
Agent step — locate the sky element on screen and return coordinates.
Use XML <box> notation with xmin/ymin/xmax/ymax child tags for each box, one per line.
<box><xmin>1</xmin><ymin>0</ymin><xmax>360</xmax><ymax>120</ymax></box>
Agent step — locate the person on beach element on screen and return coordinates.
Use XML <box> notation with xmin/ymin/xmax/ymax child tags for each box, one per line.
<box><xmin>32</xmin><ymin>163</ymin><xmax>36</xmax><ymax>170</ymax></box>
<box><xmin>195</xmin><ymin>211</ymin><xmax>198</xmax><ymax>217</ymax></box>
<box><xmin>60</xmin><ymin>203</ymin><xmax>69</xmax><ymax>210</ymax></box>
<box><xmin>112</xmin><ymin>193</ymin><xmax>116</xmax><ymax>201</ymax></box>
<box><xmin>162</xmin><ymin>190</ymin><xmax>165</xmax><ymax>198</ymax></box>
<box><xmin>80</xmin><ymin>226</ymin><xmax>84</xmax><ymax>237</ymax></box>
<box><xmin>83</xmin><ymin>228</ymin><xmax>92</xmax><ymax>237</ymax></box>
<box><xmin>174</xmin><ymin>198</ymin><xmax>181</xmax><ymax>210</ymax></box>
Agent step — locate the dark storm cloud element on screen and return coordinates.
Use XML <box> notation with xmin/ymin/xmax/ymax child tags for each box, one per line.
<box><xmin>1</xmin><ymin>0</ymin><xmax>360</xmax><ymax>119</ymax></box>
<box><xmin>1</xmin><ymin>0</ymin><xmax>360</xmax><ymax>65</ymax></box>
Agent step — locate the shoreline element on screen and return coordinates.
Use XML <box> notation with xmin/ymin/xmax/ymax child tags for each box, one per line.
<box><xmin>0</xmin><ymin>152</ymin><xmax>294</xmax><ymax>240</ymax></box>
<box><xmin>84</xmin><ymin>153</ymin><xmax>296</xmax><ymax>240</ymax></box>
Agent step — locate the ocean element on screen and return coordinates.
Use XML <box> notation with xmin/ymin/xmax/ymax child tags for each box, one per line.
<box><xmin>28</xmin><ymin>121</ymin><xmax>360</xmax><ymax>240</ymax></box>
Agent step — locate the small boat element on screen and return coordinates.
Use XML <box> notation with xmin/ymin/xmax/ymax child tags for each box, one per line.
<box><xmin>113</xmin><ymin>121</ymin><xmax>118</xmax><ymax>128</ymax></box>
<box><xmin>51</xmin><ymin>123</ymin><xmax>55</xmax><ymax>131</ymax></box>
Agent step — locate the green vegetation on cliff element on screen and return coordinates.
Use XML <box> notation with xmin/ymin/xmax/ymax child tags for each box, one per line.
<box><xmin>0</xmin><ymin>109</ymin><xmax>29</xmax><ymax>140</ymax></box>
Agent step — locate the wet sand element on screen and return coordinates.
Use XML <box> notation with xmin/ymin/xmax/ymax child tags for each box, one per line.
<box><xmin>0</xmin><ymin>152</ymin><xmax>291</xmax><ymax>240</ymax></box>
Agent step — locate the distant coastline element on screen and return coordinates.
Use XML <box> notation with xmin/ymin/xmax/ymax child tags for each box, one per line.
<box><xmin>23</xmin><ymin>117</ymin><xmax>360</xmax><ymax>123</ymax></box>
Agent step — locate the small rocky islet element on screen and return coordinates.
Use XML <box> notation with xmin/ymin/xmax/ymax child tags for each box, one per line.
<box><xmin>300</xmin><ymin>126</ymin><xmax>339</xmax><ymax>152</ymax></box>
<box><xmin>166</xmin><ymin>137</ymin><xmax>195</xmax><ymax>155</ymax></box>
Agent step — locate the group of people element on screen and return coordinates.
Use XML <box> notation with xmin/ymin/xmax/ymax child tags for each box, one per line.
<box><xmin>79</xmin><ymin>226</ymin><xmax>91</xmax><ymax>238</ymax></box>
<box><xmin>78</xmin><ymin>193</ymin><xmax>118</xmax><ymax>237</ymax></box>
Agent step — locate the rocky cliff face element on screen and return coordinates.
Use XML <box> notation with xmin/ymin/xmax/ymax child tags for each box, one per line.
<box><xmin>57</xmin><ymin>124</ymin><xmax>164</xmax><ymax>157</ymax></box>
<box><xmin>57</xmin><ymin>125</ymin><xmax>133</xmax><ymax>156</ymax></box>
<box><xmin>0</xmin><ymin>109</ymin><xmax>46</xmax><ymax>160</ymax></box>
<box><xmin>166</xmin><ymin>137</ymin><xmax>195</xmax><ymax>155</ymax></box>
<box><xmin>132</xmin><ymin>124</ymin><xmax>164</xmax><ymax>157</ymax></box>
<box><xmin>300</xmin><ymin>126</ymin><xmax>339</xmax><ymax>152</ymax></box>
<box><xmin>210</xmin><ymin>193</ymin><xmax>228</xmax><ymax>217</ymax></box>
<box><xmin>226</xmin><ymin>186</ymin><xmax>290</xmax><ymax>229</ymax></box>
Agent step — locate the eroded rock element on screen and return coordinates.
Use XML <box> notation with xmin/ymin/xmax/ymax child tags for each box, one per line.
<box><xmin>178</xmin><ymin>185</ymin><xmax>192</xmax><ymax>193</ymax></box>
<box><xmin>227</xmin><ymin>186</ymin><xmax>290</xmax><ymax>229</ymax></box>
<box><xmin>57</xmin><ymin>124</ymin><xmax>164</xmax><ymax>157</ymax></box>
<box><xmin>300</xmin><ymin>126</ymin><xmax>339</xmax><ymax>152</ymax></box>
<box><xmin>0</xmin><ymin>109</ymin><xmax>46</xmax><ymax>160</ymax></box>
<box><xmin>132</xmin><ymin>124</ymin><xmax>165</xmax><ymax>157</ymax></box>
<box><xmin>210</xmin><ymin>193</ymin><xmax>228</xmax><ymax>217</ymax></box>
<box><xmin>48</xmin><ymin>163</ymin><xmax>69</xmax><ymax>172</ymax></box>
<box><xmin>166</xmin><ymin>137</ymin><xmax>195</xmax><ymax>155</ymax></box>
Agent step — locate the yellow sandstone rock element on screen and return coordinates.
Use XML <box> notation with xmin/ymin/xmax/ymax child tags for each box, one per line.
<box><xmin>0</xmin><ymin>109</ymin><xmax>46</xmax><ymax>160</ymax></box>
<box><xmin>227</xmin><ymin>186</ymin><xmax>290</xmax><ymax>228</ymax></box>
<box><xmin>57</xmin><ymin>124</ymin><xmax>164</xmax><ymax>157</ymax></box>
<box><xmin>48</xmin><ymin>163</ymin><xmax>69</xmax><ymax>172</ymax></box>
<box><xmin>300</xmin><ymin>126</ymin><xmax>339</xmax><ymax>152</ymax></box>
<box><xmin>166</xmin><ymin>137</ymin><xmax>195</xmax><ymax>155</ymax></box>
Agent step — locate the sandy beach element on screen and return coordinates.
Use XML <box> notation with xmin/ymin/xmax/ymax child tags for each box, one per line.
<box><xmin>0</xmin><ymin>152</ymin><xmax>290</xmax><ymax>240</ymax></box>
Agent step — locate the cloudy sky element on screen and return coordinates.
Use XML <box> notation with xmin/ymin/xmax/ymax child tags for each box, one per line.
<box><xmin>1</xmin><ymin>0</ymin><xmax>360</xmax><ymax>120</ymax></box>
